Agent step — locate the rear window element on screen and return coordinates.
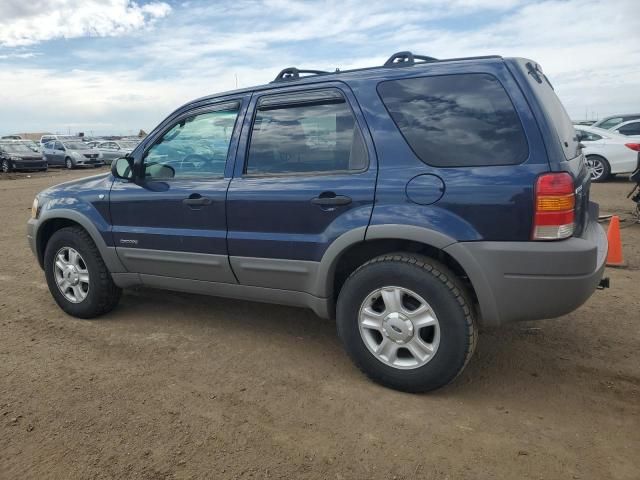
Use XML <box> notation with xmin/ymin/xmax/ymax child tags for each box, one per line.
<box><xmin>516</xmin><ymin>59</ymin><xmax>580</xmax><ymax>160</ymax></box>
<box><xmin>378</xmin><ymin>73</ymin><xmax>528</xmax><ymax>167</ymax></box>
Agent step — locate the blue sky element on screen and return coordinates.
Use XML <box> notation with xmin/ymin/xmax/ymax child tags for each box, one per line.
<box><xmin>0</xmin><ymin>0</ymin><xmax>638</xmax><ymax>135</ymax></box>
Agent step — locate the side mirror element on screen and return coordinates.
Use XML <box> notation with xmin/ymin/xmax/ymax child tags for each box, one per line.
<box><xmin>112</xmin><ymin>156</ymin><xmax>135</xmax><ymax>181</ymax></box>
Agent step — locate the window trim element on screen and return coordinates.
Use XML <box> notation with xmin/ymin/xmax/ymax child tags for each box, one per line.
<box><xmin>140</xmin><ymin>100</ymin><xmax>242</xmax><ymax>182</ymax></box>
<box><xmin>376</xmin><ymin>72</ymin><xmax>530</xmax><ymax>168</ymax></box>
<box><xmin>243</xmin><ymin>87</ymin><xmax>370</xmax><ymax>178</ymax></box>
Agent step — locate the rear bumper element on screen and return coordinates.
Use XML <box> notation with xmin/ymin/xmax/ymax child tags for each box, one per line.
<box><xmin>445</xmin><ymin>201</ymin><xmax>607</xmax><ymax>326</ymax></box>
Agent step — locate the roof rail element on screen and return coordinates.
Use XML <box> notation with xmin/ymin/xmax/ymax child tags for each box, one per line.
<box><xmin>384</xmin><ymin>51</ymin><xmax>438</xmax><ymax>67</ymax></box>
<box><xmin>271</xmin><ymin>67</ymin><xmax>330</xmax><ymax>83</ymax></box>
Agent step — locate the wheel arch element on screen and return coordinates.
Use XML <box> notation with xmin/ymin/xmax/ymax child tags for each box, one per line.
<box><xmin>316</xmin><ymin>225</ymin><xmax>479</xmax><ymax>319</ymax></box>
<box><xmin>35</xmin><ymin>210</ymin><xmax>125</xmax><ymax>273</ymax></box>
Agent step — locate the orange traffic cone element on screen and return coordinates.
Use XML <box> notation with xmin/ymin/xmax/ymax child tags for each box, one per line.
<box><xmin>606</xmin><ymin>215</ymin><xmax>625</xmax><ymax>267</ymax></box>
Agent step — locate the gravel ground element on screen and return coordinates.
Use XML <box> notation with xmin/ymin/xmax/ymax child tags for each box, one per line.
<box><xmin>1</xmin><ymin>168</ymin><xmax>639</xmax><ymax>479</ymax></box>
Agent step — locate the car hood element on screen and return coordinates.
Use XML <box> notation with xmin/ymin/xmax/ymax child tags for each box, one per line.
<box><xmin>38</xmin><ymin>172</ymin><xmax>112</xmax><ymax>198</ymax></box>
<box><xmin>69</xmin><ymin>149</ymin><xmax>100</xmax><ymax>155</ymax></box>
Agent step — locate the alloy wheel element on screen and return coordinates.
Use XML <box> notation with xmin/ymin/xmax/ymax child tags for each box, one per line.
<box><xmin>53</xmin><ymin>247</ymin><xmax>90</xmax><ymax>303</ymax></box>
<box><xmin>358</xmin><ymin>286</ymin><xmax>440</xmax><ymax>369</ymax></box>
<box><xmin>586</xmin><ymin>157</ymin><xmax>605</xmax><ymax>181</ymax></box>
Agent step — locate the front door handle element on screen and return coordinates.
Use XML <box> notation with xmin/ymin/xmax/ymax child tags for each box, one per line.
<box><xmin>311</xmin><ymin>193</ymin><xmax>352</xmax><ymax>206</ymax></box>
<box><xmin>183</xmin><ymin>194</ymin><xmax>212</xmax><ymax>206</ymax></box>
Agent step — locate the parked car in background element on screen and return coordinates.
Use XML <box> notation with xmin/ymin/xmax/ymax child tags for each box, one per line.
<box><xmin>40</xmin><ymin>135</ymin><xmax>81</xmax><ymax>146</ymax></box>
<box><xmin>609</xmin><ymin>119</ymin><xmax>640</xmax><ymax>138</ymax></box>
<box><xmin>592</xmin><ymin>113</ymin><xmax>640</xmax><ymax>130</ymax></box>
<box><xmin>19</xmin><ymin>139</ymin><xmax>42</xmax><ymax>153</ymax></box>
<box><xmin>27</xmin><ymin>52</ymin><xmax>608</xmax><ymax>393</ymax></box>
<box><xmin>1</xmin><ymin>135</ymin><xmax>23</xmax><ymax>140</ymax></box>
<box><xmin>574</xmin><ymin>120</ymin><xmax>596</xmax><ymax>126</ymax></box>
<box><xmin>0</xmin><ymin>141</ymin><xmax>48</xmax><ymax>172</ymax></box>
<box><xmin>42</xmin><ymin>140</ymin><xmax>104</xmax><ymax>169</ymax></box>
<box><xmin>574</xmin><ymin>125</ymin><xmax>640</xmax><ymax>181</ymax></box>
<box><xmin>95</xmin><ymin>140</ymin><xmax>139</xmax><ymax>164</ymax></box>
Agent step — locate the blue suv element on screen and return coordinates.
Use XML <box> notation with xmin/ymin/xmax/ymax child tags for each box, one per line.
<box><xmin>27</xmin><ymin>52</ymin><xmax>608</xmax><ymax>392</ymax></box>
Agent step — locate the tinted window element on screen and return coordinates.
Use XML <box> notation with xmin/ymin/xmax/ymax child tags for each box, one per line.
<box><xmin>378</xmin><ymin>74</ymin><xmax>528</xmax><ymax>167</ymax></box>
<box><xmin>246</xmin><ymin>92</ymin><xmax>367</xmax><ymax>175</ymax></box>
<box><xmin>617</xmin><ymin>122</ymin><xmax>640</xmax><ymax>136</ymax></box>
<box><xmin>143</xmin><ymin>103</ymin><xmax>239</xmax><ymax>180</ymax></box>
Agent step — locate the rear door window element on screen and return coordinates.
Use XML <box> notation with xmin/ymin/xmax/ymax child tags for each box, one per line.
<box><xmin>246</xmin><ymin>90</ymin><xmax>367</xmax><ymax>175</ymax></box>
<box><xmin>616</xmin><ymin>122</ymin><xmax>640</xmax><ymax>136</ymax></box>
<box><xmin>377</xmin><ymin>73</ymin><xmax>528</xmax><ymax>167</ymax></box>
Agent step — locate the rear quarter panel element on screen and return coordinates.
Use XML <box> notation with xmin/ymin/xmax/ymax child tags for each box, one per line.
<box><xmin>347</xmin><ymin>59</ymin><xmax>550</xmax><ymax>242</ymax></box>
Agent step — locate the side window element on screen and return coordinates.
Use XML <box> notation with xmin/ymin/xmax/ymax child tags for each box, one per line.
<box><xmin>577</xmin><ymin>130</ymin><xmax>601</xmax><ymax>141</ymax></box>
<box><xmin>143</xmin><ymin>102</ymin><xmax>239</xmax><ymax>180</ymax></box>
<box><xmin>599</xmin><ymin>117</ymin><xmax>623</xmax><ymax>130</ymax></box>
<box><xmin>378</xmin><ymin>73</ymin><xmax>529</xmax><ymax>167</ymax></box>
<box><xmin>245</xmin><ymin>91</ymin><xmax>367</xmax><ymax>175</ymax></box>
<box><xmin>617</xmin><ymin>123</ymin><xmax>640</xmax><ymax>136</ymax></box>
<box><xmin>55</xmin><ymin>141</ymin><xmax>64</xmax><ymax>150</ymax></box>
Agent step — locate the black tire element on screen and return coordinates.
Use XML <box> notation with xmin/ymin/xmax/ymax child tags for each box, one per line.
<box><xmin>65</xmin><ymin>157</ymin><xmax>74</xmax><ymax>170</ymax></box>
<box><xmin>44</xmin><ymin>226</ymin><xmax>121</xmax><ymax>318</ymax></box>
<box><xmin>336</xmin><ymin>254</ymin><xmax>477</xmax><ymax>393</ymax></box>
<box><xmin>586</xmin><ymin>155</ymin><xmax>610</xmax><ymax>182</ymax></box>
<box><xmin>1</xmin><ymin>159</ymin><xmax>12</xmax><ymax>173</ymax></box>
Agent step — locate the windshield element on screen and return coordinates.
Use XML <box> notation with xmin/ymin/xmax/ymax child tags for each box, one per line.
<box><xmin>0</xmin><ymin>143</ymin><xmax>34</xmax><ymax>154</ymax></box>
<box><xmin>64</xmin><ymin>142</ymin><xmax>87</xmax><ymax>150</ymax></box>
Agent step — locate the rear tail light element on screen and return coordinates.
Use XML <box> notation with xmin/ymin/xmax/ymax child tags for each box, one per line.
<box><xmin>532</xmin><ymin>172</ymin><xmax>575</xmax><ymax>240</ymax></box>
<box><xmin>624</xmin><ymin>143</ymin><xmax>640</xmax><ymax>152</ymax></box>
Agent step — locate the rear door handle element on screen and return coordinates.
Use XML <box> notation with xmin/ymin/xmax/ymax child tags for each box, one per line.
<box><xmin>311</xmin><ymin>193</ymin><xmax>352</xmax><ymax>206</ymax></box>
<box><xmin>183</xmin><ymin>194</ymin><xmax>212</xmax><ymax>206</ymax></box>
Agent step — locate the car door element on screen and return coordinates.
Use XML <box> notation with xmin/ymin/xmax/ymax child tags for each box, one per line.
<box><xmin>109</xmin><ymin>97</ymin><xmax>248</xmax><ymax>283</ymax></box>
<box><xmin>51</xmin><ymin>141</ymin><xmax>65</xmax><ymax>165</ymax></box>
<box><xmin>226</xmin><ymin>85</ymin><xmax>377</xmax><ymax>295</ymax></box>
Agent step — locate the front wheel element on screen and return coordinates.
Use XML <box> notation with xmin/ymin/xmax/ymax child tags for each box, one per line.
<box><xmin>1</xmin><ymin>159</ymin><xmax>11</xmax><ymax>173</ymax></box>
<box><xmin>65</xmin><ymin>157</ymin><xmax>74</xmax><ymax>170</ymax></box>
<box><xmin>336</xmin><ymin>254</ymin><xmax>477</xmax><ymax>393</ymax></box>
<box><xmin>44</xmin><ymin>227</ymin><xmax>121</xmax><ymax>318</ymax></box>
<box><xmin>586</xmin><ymin>155</ymin><xmax>610</xmax><ymax>182</ymax></box>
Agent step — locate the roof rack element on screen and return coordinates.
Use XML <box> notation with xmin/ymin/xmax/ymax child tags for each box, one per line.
<box><xmin>269</xmin><ymin>51</ymin><xmax>499</xmax><ymax>84</ymax></box>
<box><xmin>271</xmin><ymin>67</ymin><xmax>330</xmax><ymax>83</ymax></box>
<box><xmin>383</xmin><ymin>51</ymin><xmax>438</xmax><ymax>67</ymax></box>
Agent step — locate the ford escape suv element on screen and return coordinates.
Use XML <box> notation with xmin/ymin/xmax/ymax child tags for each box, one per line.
<box><xmin>27</xmin><ymin>52</ymin><xmax>608</xmax><ymax>392</ymax></box>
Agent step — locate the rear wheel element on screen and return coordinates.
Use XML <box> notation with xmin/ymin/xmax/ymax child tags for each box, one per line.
<box><xmin>65</xmin><ymin>157</ymin><xmax>74</xmax><ymax>170</ymax></box>
<box><xmin>586</xmin><ymin>155</ymin><xmax>610</xmax><ymax>182</ymax></box>
<box><xmin>44</xmin><ymin>227</ymin><xmax>121</xmax><ymax>318</ymax></box>
<box><xmin>1</xmin><ymin>159</ymin><xmax>11</xmax><ymax>173</ymax></box>
<box><xmin>336</xmin><ymin>254</ymin><xmax>477</xmax><ymax>393</ymax></box>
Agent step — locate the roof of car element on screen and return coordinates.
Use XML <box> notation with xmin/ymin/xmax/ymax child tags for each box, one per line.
<box><xmin>182</xmin><ymin>51</ymin><xmax>506</xmax><ymax>109</ymax></box>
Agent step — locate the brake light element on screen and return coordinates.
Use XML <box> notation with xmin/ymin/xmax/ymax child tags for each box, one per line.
<box><xmin>625</xmin><ymin>143</ymin><xmax>640</xmax><ymax>152</ymax></box>
<box><xmin>532</xmin><ymin>172</ymin><xmax>575</xmax><ymax>240</ymax></box>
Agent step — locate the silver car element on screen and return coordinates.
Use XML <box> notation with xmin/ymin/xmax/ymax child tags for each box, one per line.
<box><xmin>95</xmin><ymin>140</ymin><xmax>139</xmax><ymax>165</ymax></box>
<box><xmin>42</xmin><ymin>140</ymin><xmax>104</xmax><ymax>169</ymax></box>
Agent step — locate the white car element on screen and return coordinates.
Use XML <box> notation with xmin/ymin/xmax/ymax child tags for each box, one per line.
<box><xmin>609</xmin><ymin>119</ymin><xmax>640</xmax><ymax>138</ymax></box>
<box><xmin>574</xmin><ymin>125</ymin><xmax>640</xmax><ymax>182</ymax></box>
<box><xmin>591</xmin><ymin>113</ymin><xmax>640</xmax><ymax>130</ymax></box>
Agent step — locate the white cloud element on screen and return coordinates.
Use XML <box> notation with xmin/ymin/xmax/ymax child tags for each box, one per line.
<box><xmin>0</xmin><ymin>0</ymin><xmax>171</xmax><ymax>47</ymax></box>
<box><xmin>0</xmin><ymin>0</ymin><xmax>638</xmax><ymax>134</ymax></box>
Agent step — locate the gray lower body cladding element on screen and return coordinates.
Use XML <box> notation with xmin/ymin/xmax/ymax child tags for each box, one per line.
<box><xmin>445</xmin><ymin>205</ymin><xmax>607</xmax><ymax>326</ymax></box>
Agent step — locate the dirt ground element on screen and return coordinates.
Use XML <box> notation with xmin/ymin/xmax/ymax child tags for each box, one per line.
<box><xmin>1</xmin><ymin>167</ymin><xmax>638</xmax><ymax>480</ymax></box>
